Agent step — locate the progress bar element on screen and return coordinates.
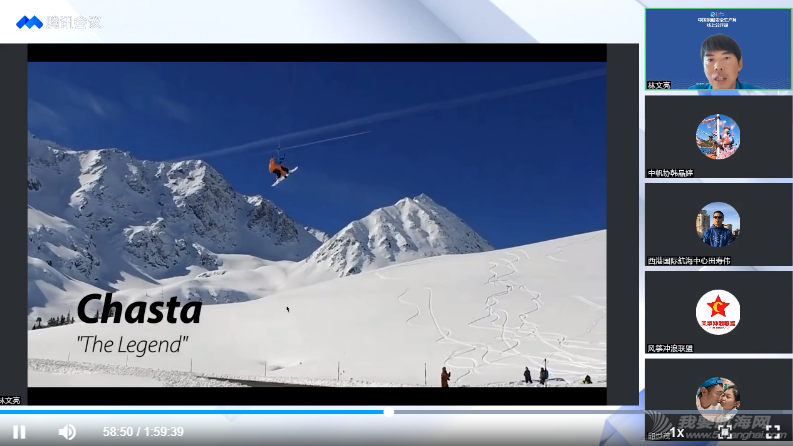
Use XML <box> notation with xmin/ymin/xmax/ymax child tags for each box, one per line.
<box><xmin>0</xmin><ymin>409</ymin><xmax>788</xmax><ymax>415</ymax></box>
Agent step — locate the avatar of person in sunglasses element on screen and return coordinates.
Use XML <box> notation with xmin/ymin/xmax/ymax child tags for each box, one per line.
<box><xmin>702</xmin><ymin>211</ymin><xmax>733</xmax><ymax>247</ymax></box>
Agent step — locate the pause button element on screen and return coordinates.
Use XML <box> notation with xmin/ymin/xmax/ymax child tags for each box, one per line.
<box><xmin>13</xmin><ymin>425</ymin><xmax>25</xmax><ymax>439</ymax></box>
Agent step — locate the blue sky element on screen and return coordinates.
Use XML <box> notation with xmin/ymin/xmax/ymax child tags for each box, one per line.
<box><xmin>696</xmin><ymin>113</ymin><xmax>740</xmax><ymax>146</ymax></box>
<box><xmin>28</xmin><ymin>61</ymin><xmax>607</xmax><ymax>249</ymax></box>
<box><xmin>701</xmin><ymin>202</ymin><xmax>740</xmax><ymax>231</ymax></box>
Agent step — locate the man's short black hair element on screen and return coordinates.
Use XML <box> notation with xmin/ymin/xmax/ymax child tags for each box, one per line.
<box><xmin>713</xmin><ymin>210</ymin><xmax>724</xmax><ymax>217</ymax></box>
<box><xmin>705</xmin><ymin>382</ymin><xmax>721</xmax><ymax>392</ymax></box>
<box><xmin>701</xmin><ymin>34</ymin><xmax>743</xmax><ymax>62</ymax></box>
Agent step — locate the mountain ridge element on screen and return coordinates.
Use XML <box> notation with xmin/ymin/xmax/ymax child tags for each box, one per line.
<box><xmin>302</xmin><ymin>192</ymin><xmax>494</xmax><ymax>277</ymax></box>
<box><xmin>27</xmin><ymin>132</ymin><xmax>495</xmax><ymax>324</ymax></box>
<box><xmin>27</xmin><ymin>132</ymin><xmax>322</xmax><ymax>287</ymax></box>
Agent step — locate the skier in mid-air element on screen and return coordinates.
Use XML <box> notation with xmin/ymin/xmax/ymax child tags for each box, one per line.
<box><xmin>269</xmin><ymin>154</ymin><xmax>291</xmax><ymax>181</ymax></box>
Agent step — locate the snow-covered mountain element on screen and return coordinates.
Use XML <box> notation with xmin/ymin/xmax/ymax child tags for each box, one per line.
<box><xmin>26</xmin><ymin>132</ymin><xmax>497</xmax><ymax>330</ymax></box>
<box><xmin>27</xmin><ymin>132</ymin><xmax>322</xmax><ymax>290</ymax></box>
<box><xmin>301</xmin><ymin>194</ymin><xmax>494</xmax><ymax>278</ymax></box>
<box><xmin>304</xmin><ymin>227</ymin><xmax>330</xmax><ymax>243</ymax></box>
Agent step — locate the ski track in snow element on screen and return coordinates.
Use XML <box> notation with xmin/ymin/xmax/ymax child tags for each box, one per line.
<box><xmin>375</xmin><ymin>273</ymin><xmax>422</xmax><ymax>327</ymax></box>
<box><xmin>376</xmin><ymin>233</ymin><xmax>607</xmax><ymax>385</ymax></box>
<box><xmin>398</xmin><ymin>289</ymin><xmax>421</xmax><ymax>326</ymax></box>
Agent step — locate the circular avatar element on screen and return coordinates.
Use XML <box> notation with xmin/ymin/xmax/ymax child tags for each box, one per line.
<box><xmin>696</xmin><ymin>113</ymin><xmax>740</xmax><ymax>160</ymax></box>
<box><xmin>696</xmin><ymin>202</ymin><xmax>739</xmax><ymax>248</ymax></box>
<box><xmin>696</xmin><ymin>376</ymin><xmax>740</xmax><ymax>423</ymax></box>
<box><xmin>696</xmin><ymin>289</ymin><xmax>740</xmax><ymax>335</ymax></box>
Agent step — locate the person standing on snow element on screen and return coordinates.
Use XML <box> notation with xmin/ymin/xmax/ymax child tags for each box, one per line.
<box><xmin>523</xmin><ymin>367</ymin><xmax>532</xmax><ymax>384</ymax></box>
<box><xmin>441</xmin><ymin>367</ymin><xmax>451</xmax><ymax>387</ymax></box>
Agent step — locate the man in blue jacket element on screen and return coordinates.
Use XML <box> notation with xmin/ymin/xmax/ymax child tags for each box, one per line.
<box><xmin>702</xmin><ymin>211</ymin><xmax>734</xmax><ymax>247</ymax></box>
<box><xmin>689</xmin><ymin>34</ymin><xmax>761</xmax><ymax>90</ymax></box>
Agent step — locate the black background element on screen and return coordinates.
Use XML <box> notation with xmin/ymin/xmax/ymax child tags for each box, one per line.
<box><xmin>645</xmin><ymin>358</ymin><xmax>792</xmax><ymax>410</ymax></box>
<box><xmin>27</xmin><ymin>43</ymin><xmax>608</xmax><ymax>62</ymax></box>
<box><xmin>607</xmin><ymin>43</ymin><xmax>639</xmax><ymax>405</ymax></box>
<box><xmin>645</xmin><ymin>183</ymin><xmax>792</xmax><ymax>266</ymax></box>
<box><xmin>645</xmin><ymin>96</ymin><xmax>792</xmax><ymax>178</ymax></box>
<box><xmin>1</xmin><ymin>45</ymin><xmax>28</xmax><ymax>404</ymax></box>
<box><xmin>28</xmin><ymin>387</ymin><xmax>607</xmax><ymax>406</ymax></box>
<box><xmin>645</xmin><ymin>271</ymin><xmax>792</xmax><ymax>353</ymax></box>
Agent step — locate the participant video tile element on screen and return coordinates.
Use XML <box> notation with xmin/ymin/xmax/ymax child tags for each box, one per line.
<box><xmin>644</xmin><ymin>183</ymin><xmax>792</xmax><ymax>266</ymax></box>
<box><xmin>645</xmin><ymin>271</ymin><xmax>792</xmax><ymax>354</ymax></box>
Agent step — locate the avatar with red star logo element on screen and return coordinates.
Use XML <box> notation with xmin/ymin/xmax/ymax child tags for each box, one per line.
<box><xmin>708</xmin><ymin>295</ymin><xmax>730</xmax><ymax>317</ymax></box>
<box><xmin>697</xmin><ymin>289</ymin><xmax>740</xmax><ymax>335</ymax></box>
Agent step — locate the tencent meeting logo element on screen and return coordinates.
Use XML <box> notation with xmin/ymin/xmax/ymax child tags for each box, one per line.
<box><xmin>697</xmin><ymin>289</ymin><xmax>740</xmax><ymax>335</ymax></box>
<box><xmin>17</xmin><ymin>15</ymin><xmax>43</xmax><ymax>29</ymax></box>
<box><xmin>16</xmin><ymin>15</ymin><xmax>100</xmax><ymax>30</ymax></box>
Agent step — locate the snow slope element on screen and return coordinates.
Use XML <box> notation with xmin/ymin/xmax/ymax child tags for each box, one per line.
<box><xmin>28</xmin><ymin>256</ymin><xmax>105</xmax><ymax>323</ymax></box>
<box><xmin>28</xmin><ymin>359</ymin><xmax>245</xmax><ymax>387</ymax></box>
<box><xmin>28</xmin><ymin>230</ymin><xmax>606</xmax><ymax>387</ymax></box>
<box><xmin>29</xmin><ymin>370</ymin><xmax>164</xmax><ymax>387</ymax></box>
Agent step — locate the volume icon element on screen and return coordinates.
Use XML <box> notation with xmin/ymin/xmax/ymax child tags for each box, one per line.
<box><xmin>58</xmin><ymin>425</ymin><xmax>76</xmax><ymax>440</ymax></box>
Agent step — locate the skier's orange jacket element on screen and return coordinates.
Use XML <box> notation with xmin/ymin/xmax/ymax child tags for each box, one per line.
<box><xmin>269</xmin><ymin>157</ymin><xmax>282</xmax><ymax>173</ymax></box>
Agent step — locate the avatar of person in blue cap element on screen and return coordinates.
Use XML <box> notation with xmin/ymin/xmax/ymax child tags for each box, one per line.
<box><xmin>697</xmin><ymin>376</ymin><xmax>734</xmax><ymax>422</ymax></box>
<box><xmin>696</xmin><ymin>377</ymin><xmax>724</xmax><ymax>411</ymax></box>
